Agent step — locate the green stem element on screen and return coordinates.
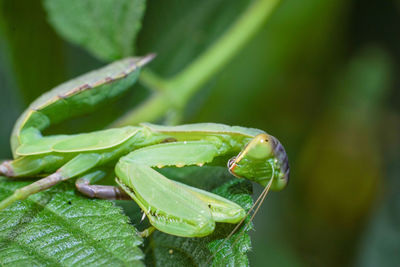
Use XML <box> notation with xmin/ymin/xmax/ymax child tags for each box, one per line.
<box><xmin>114</xmin><ymin>0</ymin><xmax>281</xmax><ymax>127</ymax></box>
<box><xmin>139</xmin><ymin>69</ymin><xmax>168</xmax><ymax>92</ymax></box>
<box><xmin>170</xmin><ymin>0</ymin><xmax>280</xmax><ymax>103</ymax></box>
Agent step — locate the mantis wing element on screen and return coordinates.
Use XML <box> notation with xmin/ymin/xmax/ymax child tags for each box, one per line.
<box><xmin>15</xmin><ymin>127</ymin><xmax>139</xmax><ymax>156</ymax></box>
<box><xmin>11</xmin><ymin>55</ymin><xmax>154</xmax><ymax>157</ymax></box>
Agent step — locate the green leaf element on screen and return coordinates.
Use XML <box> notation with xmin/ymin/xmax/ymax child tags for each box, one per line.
<box><xmin>43</xmin><ymin>0</ymin><xmax>146</xmax><ymax>62</ymax></box>
<box><xmin>0</xmin><ymin>177</ymin><xmax>144</xmax><ymax>266</ymax></box>
<box><xmin>146</xmin><ymin>167</ymin><xmax>254</xmax><ymax>266</ymax></box>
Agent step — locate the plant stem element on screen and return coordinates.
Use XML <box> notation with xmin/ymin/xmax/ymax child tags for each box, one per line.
<box><xmin>170</xmin><ymin>0</ymin><xmax>281</xmax><ymax>103</ymax></box>
<box><xmin>139</xmin><ymin>69</ymin><xmax>168</xmax><ymax>92</ymax></box>
<box><xmin>114</xmin><ymin>0</ymin><xmax>281</xmax><ymax>127</ymax></box>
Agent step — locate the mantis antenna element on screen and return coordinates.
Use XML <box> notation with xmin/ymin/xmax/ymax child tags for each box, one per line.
<box><xmin>206</xmin><ymin>163</ymin><xmax>275</xmax><ymax>265</ymax></box>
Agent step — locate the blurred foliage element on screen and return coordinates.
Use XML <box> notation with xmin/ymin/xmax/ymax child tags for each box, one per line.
<box><xmin>136</xmin><ymin>0</ymin><xmax>249</xmax><ymax>77</ymax></box>
<box><xmin>0</xmin><ymin>1</ymin><xmax>66</xmax><ymax>106</ymax></box>
<box><xmin>291</xmin><ymin>48</ymin><xmax>391</xmax><ymax>266</ymax></box>
<box><xmin>44</xmin><ymin>0</ymin><xmax>145</xmax><ymax>62</ymax></box>
<box><xmin>0</xmin><ymin>0</ymin><xmax>399</xmax><ymax>266</ymax></box>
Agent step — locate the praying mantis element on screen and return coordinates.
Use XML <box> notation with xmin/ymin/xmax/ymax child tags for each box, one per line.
<box><xmin>0</xmin><ymin>54</ymin><xmax>289</xmax><ymax>238</ymax></box>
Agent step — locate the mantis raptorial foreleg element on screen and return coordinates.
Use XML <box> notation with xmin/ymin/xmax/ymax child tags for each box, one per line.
<box><xmin>115</xmin><ymin>141</ymin><xmax>246</xmax><ymax>237</ymax></box>
<box><xmin>75</xmin><ymin>170</ymin><xmax>131</xmax><ymax>200</ymax></box>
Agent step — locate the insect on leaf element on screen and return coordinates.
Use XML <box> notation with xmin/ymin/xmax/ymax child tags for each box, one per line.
<box><xmin>144</xmin><ymin>166</ymin><xmax>254</xmax><ymax>267</ymax></box>
<box><xmin>43</xmin><ymin>0</ymin><xmax>146</xmax><ymax>61</ymax></box>
<box><xmin>0</xmin><ymin>177</ymin><xmax>144</xmax><ymax>267</ymax></box>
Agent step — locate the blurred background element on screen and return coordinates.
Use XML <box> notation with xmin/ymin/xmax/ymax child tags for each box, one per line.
<box><xmin>0</xmin><ymin>0</ymin><xmax>399</xmax><ymax>266</ymax></box>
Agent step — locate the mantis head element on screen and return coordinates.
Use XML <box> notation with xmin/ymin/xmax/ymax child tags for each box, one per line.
<box><xmin>228</xmin><ymin>134</ymin><xmax>289</xmax><ymax>191</ymax></box>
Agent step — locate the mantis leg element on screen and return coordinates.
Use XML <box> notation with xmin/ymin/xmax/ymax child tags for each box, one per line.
<box><xmin>0</xmin><ymin>172</ymin><xmax>64</xmax><ymax>210</ymax></box>
<box><xmin>0</xmin><ymin>153</ymin><xmax>101</xmax><ymax>210</ymax></box>
<box><xmin>115</xmin><ymin>141</ymin><xmax>246</xmax><ymax>237</ymax></box>
<box><xmin>0</xmin><ymin>154</ymin><xmax>67</xmax><ymax>178</ymax></box>
<box><xmin>75</xmin><ymin>170</ymin><xmax>130</xmax><ymax>200</ymax></box>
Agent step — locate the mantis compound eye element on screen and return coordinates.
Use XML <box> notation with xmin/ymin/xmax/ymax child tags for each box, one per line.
<box><xmin>244</xmin><ymin>134</ymin><xmax>274</xmax><ymax>160</ymax></box>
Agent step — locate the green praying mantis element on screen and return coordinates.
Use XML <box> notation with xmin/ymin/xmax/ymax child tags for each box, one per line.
<box><xmin>0</xmin><ymin>54</ymin><xmax>289</xmax><ymax>238</ymax></box>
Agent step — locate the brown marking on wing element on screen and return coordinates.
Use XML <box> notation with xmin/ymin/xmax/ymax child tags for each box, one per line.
<box><xmin>160</xmin><ymin>137</ymin><xmax>178</xmax><ymax>143</ymax></box>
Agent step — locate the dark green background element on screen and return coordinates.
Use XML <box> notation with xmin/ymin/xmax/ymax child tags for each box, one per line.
<box><xmin>0</xmin><ymin>0</ymin><xmax>399</xmax><ymax>266</ymax></box>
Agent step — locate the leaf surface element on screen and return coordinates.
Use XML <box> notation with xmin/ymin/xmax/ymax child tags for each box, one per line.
<box><xmin>0</xmin><ymin>177</ymin><xmax>144</xmax><ymax>266</ymax></box>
